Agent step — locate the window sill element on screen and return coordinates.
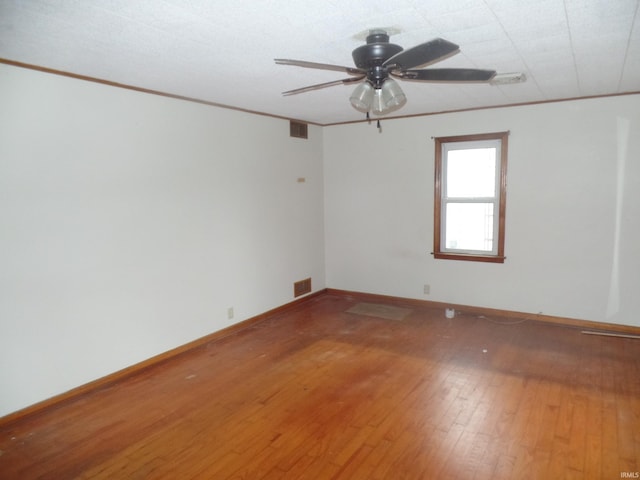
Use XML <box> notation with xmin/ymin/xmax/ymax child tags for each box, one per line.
<box><xmin>433</xmin><ymin>252</ymin><xmax>506</xmax><ymax>263</ymax></box>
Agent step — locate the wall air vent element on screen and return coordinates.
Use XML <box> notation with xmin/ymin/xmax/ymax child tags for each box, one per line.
<box><xmin>294</xmin><ymin>278</ymin><xmax>312</xmax><ymax>297</ymax></box>
<box><xmin>290</xmin><ymin>120</ymin><xmax>308</xmax><ymax>139</ymax></box>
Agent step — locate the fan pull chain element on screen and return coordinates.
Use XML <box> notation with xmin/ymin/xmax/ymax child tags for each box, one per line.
<box><xmin>364</xmin><ymin>112</ymin><xmax>381</xmax><ymax>132</ymax></box>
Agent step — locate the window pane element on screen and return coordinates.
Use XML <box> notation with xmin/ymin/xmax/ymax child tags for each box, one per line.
<box><xmin>446</xmin><ymin>148</ymin><xmax>496</xmax><ymax>198</ymax></box>
<box><xmin>445</xmin><ymin>203</ymin><xmax>494</xmax><ymax>252</ymax></box>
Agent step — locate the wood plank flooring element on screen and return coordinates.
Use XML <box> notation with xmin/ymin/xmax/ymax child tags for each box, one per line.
<box><xmin>1</xmin><ymin>292</ymin><xmax>639</xmax><ymax>479</ymax></box>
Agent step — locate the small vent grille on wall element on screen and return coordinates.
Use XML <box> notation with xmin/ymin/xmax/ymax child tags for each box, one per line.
<box><xmin>290</xmin><ymin>121</ymin><xmax>308</xmax><ymax>139</ymax></box>
<box><xmin>294</xmin><ymin>278</ymin><xmax>312</xmax><ymax>297</ymax></box>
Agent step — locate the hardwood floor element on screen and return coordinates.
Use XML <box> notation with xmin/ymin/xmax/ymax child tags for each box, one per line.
<box><xmin>1</xmin><ymin>292</ymin><xmax>639</xmax><ymax>479</ymax></box>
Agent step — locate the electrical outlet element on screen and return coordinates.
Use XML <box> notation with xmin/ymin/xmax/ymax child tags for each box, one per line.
<box><xmin>227</xmin><ymin>307</ymin><xmax>234</xmax><ymax>320</ymax></box>
<box><xmin>423</xmin><ymin>284</ymin><xmax>430</xmax><ymax>295</ymax></box>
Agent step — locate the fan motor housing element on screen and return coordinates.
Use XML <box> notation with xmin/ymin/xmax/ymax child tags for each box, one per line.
<box><xmin>352</xmin><ymin>31</ymin><xmax>403</xmax><ymax>69</ymax></box>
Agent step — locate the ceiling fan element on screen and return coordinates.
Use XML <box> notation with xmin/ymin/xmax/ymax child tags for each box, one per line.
<box><xmin>275</xmin><ymin>29</ymin><xmax>497</xmax><ymax>117</ymax></box>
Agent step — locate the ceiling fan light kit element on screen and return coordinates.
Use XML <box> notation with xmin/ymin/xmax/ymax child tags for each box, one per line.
<box><xmin>349</xmin><ymin>82</ymin><xmax>374</xmax><ymax>112</ymax></box>
<box><xmin>349</xmin><ymin>77</ymin><xmax>407</xmax><ymax>115</ymax></box>
<box><xmin>276</xmin><ymin>29</ymin><xmax>524</xmax><ymax>118</ymax></box>
<box><xmin>379</xmin><ymin>78</ymin><xmax>407</xmax><ymax>112</ymax></box>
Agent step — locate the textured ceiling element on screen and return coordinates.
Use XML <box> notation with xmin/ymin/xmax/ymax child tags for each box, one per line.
<box><xmin>1</xmin><ymin>0</ymin><xmax>639</xmax><ymax>125</ymax></box>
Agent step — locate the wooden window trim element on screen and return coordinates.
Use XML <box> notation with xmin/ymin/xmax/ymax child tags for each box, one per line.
<box><xmin>433</xmin><ymin>131</ymin><xmax>509</xmax><ymax>263</ymax></box>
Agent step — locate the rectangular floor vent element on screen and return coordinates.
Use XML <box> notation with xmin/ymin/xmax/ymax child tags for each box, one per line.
<box><xmin>290</xmin><ymin>121</ymin><xmax>308</xmax><ymax>139</ymax></box>
<box><xmin>293</xmin><ymin>277</ymin><xmax>312</xmax><ymax>297</ymax></box>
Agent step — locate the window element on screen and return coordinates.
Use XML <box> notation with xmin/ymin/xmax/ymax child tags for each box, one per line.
<box><xmin>433</xmin><ymin>131</ymin><xmax>508</xmax><ymax>263</ymax></box>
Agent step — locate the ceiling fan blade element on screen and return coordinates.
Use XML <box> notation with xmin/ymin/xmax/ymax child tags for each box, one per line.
<box><xmin>383</xmin><ymin>38</ymin><xmax>460</xmax><ymax>70</ymax></box>
<box><xmin>275</xmin><ymin>59</ymin><xmax>364</xmax><ymax>76</ymax></box>
<box><xmin>282</xmin><ymin>75</ymin><xmax>366</xmax><ymax>96</ymax></box>
<box><xmin>394</xmin><ymin>68</ymin><xmax>496</xmax><ymax>82</ymax></box>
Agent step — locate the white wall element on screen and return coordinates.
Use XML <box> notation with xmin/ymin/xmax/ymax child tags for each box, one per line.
<box><xmin>0</xmin><ymin>64</ymin><xmax>325</xmax><ymax>416</ymax></box>
<box><xmin>324</xmin><ymin>95</ymin><xmax>640</xmax><ymax>327</ymax></box>
<box><xmin>2</xmin><ymin>62</ymin><xmax>638</xmax><ymax>418</ymax></box>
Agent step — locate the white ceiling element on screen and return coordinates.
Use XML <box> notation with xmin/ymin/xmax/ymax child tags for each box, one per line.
<box><xmin>1</xmin><ymin>0</ymin><xmax>639</xmax><ymax>125</ymax></box>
